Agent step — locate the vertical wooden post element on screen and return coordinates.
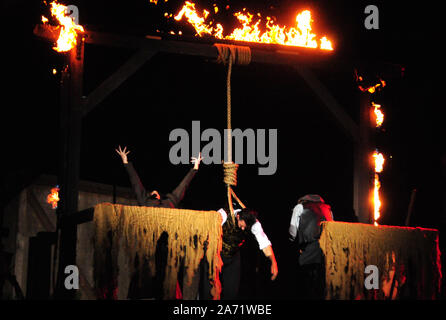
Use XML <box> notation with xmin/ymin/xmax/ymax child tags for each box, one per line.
<box><xmin>55</xmin><ymin>34</ymin><xmax>84</xmax><ymax>299</ymax></box>
<box><xmin>353</xmin><ymin>93</ymin><xmax>373</xmax><ymax>223</ymax></box>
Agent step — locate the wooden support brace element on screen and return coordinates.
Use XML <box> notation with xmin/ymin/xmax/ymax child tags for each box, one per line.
<box><xmin>292</xmin><ymin>64</ymin><xmax>359</xmax><ymax>142</ymax></box>
<box><xmin>83</xmin><ymin>48</ymin><xmax>158</xmax><ymax>116</ymax></box>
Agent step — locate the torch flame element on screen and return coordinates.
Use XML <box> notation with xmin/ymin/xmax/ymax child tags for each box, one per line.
<box><xmin>45</xmin><ymin>1</ymin><xmax>84</xmax><ymax>52</ymax></box>
<box><xmin>372</xmin><ymin>102</ymin><xmax>384</xmax><ymax>128</ymax></box>
<box><xmin>372</xmin><ymin>151</ymin><xmax>385</xmax><ymax>225</ymax></box>
<box><xmin>373</xmin><ymin>173</ymin><xmax>381</xmax><ymax>226</ymax></box>
<box><xmin>47</xmin><ymin>186</ymin><xmax>60</xmax><ymax>209</ymax></box>
<box><xmin>373</xmin><ymin>151</ymin><xmax>385</xmax><ymax>173</ymax></box>
<box><xmin>358</xmin><ymin>78</ymin><xmax>386</xmax><ymax>93</ymax></box>
<box><xmin>172</xmin><ymin>2</ymin><xmax>333</xmax><ymax>50</ymax></box>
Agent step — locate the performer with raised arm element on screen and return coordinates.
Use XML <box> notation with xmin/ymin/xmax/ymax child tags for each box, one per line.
<box><xmin>115</xmin><ymin>146</ymin><xmax>202</xmax><ymax>299</ymax></box>
<box><xmin>115</xmin><ymin>145</ymin><xmax>202</xmax><ymax>208</ymax></box>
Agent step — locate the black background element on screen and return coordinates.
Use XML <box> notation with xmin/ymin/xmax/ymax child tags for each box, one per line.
<box><xmin>2</xmin><ymin>0</ymin><xmax>444</xmax><ymax>299</ymax></box>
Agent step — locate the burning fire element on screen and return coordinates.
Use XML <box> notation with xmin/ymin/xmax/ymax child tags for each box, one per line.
<box><xmin>355</xmin><ymin>70</ymin><xmax>386</xmax><ymax>93</ymax></box>
<box><xmin>373</xmin><ymin>151</ymin><xmax>384</xmax><ymax>174</ymax></box>
<box><xmin>42</xmin><ymin>1</ymin><xmax>84</xmax><ymax>52</ymax></box>
<box><xmin>372</xmin><ymin>151</ymin><xmax>385</xmax><ymax>226</ymax></box>
<box><xmin>372</xmin><ymin>102</ymin><xmax>384</xmax><ymax>128</ymax></box>
<box><xmin>358</xmin><ymin>78</ymin><xmax>386</xmax><ymax>94</ymax></box>
<box><xmin>47</xmin><ymin>186</ymin><xmax>60</xmax><ymax>209</ymax></box>
<box><xmin>172</xmin><ymin>1</ymin><xmax>333</xmax><ymax>50</ymax></box>
<box><xmin>373</xmin><ymin>174</ymin><xmax>381</xmax><ymax>226</ymax></box>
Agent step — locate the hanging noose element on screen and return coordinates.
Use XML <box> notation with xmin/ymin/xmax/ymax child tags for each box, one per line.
<box><xmin>214</xmin><ymin>44</ymin><xmax>251</xmax><ymax>222</ymax></box>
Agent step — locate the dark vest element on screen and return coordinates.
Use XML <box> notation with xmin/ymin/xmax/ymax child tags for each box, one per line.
<box><xmin>297</xmin><ymin>202</ymin><xmax>333</xmax><ymax>265</ymax></box>
<box><xmin>221</xmin><ymin>214</ymin><xmax>246</xmax><ymax>258</ymax></box>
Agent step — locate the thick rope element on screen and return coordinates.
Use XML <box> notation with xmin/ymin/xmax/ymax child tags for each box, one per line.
<box><xmin>215</xmin><ymin>44</ymin><xmax>251</xmax><ymax>163</ymax></box>
<box><xmin>227</xmin><ymin>54</ymin><xmax>233</xmax><ymax>162</ymax></box>
<box><xmin>214</xmin><ymin>44</ymin><xmax>252</xmax><ymax>66</ymax></box>
<box><xmin>214</xmin><ymin>44</ymin><xmax>251</xmax><ymax>221</ymax></box>
<box><xmin>222</xmin><ymin>162</ymin><xmax>238</xmax><ymax>186</ymax></box>
<box><xmin>230</xmin><ymin>188</ymin><xmax>246</xmax><ymax>210</ymax></box>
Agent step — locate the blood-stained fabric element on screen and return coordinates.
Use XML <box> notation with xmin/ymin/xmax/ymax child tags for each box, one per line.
<box><xmin>92</xmin><ymin>203</ymin><xmax>223</xmax><ymax>299</ymax></box>
<box><xmin>319</xmin><ymin>221</ymin><xmax>442</xmax><ymax>299</ymax></box>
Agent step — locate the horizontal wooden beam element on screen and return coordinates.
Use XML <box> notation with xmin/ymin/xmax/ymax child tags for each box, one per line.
<box><xmin>86</xmin><ymin>30</ymin><xmax>334</xmax><ymax>67</ymax></box>
<box><xmin>34</xmin><ymin>23</ymin><xmax>338</xmax><ymax>118</ymax></box>
<box><xmin>34</xmin><ymin>174</ymin><xmax>136</xmax><ymax>199</ymax></box>
<box><xmin>34</xmin><ymin>24</ymin><xmax>335</xmax><ymax>68</ymax></box>
<box><xmin>61</xmin><ymin>207</ymin><xmax>95</xmax><ymax>226</ymax></box>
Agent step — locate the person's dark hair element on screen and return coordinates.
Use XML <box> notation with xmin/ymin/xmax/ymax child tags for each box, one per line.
<box><xmin>237</xmin><ymin>208</ymin><xmax>258</xmax><ymax>231</ymax></box>
<box><xmin>298</xmin><ymin>194</ymin><xmax>324</xmax><ymax>204</ymax></box>
<box><xmin>149</xmin><ymin>193</ymin><xmax>159</xmax><ymax>200</ymax></box>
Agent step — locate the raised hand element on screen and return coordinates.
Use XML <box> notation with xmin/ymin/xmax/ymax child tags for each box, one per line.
<box><xmin>115</xmin><ymin>145</ymin><xmax>131</xmax><ymax>164</ymax></box>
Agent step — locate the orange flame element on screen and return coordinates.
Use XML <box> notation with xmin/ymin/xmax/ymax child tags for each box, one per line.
<box><xmin>358</xmin><ymin>78</ymin><xmax>386</xmax><ymax>93</ymax></box>
<box><xmin>149</xmin><ymin>0</ymin><xmax>168</xmax><ymax>4</ymax></box>
<box><xmin>42</xmin><ymin>1</ymin><xmax>84</xmax><ymax>52</ymax></box>
<box><xmin>372</xmin><ymin>151</ymin><xmax>385</xmax><ymax>225</ymax></box>
<box><xmin>373</xmin><ymin>151</ymin><xmax>385</xmax><ymax>173</ymax></box>
<box><xmin>172</xmin><ymin>2</ymin><xmax>333</xmax><ymax>50</ymax></box>
<box><xmin>372</xmin><ymin>102</ymin><xmax>384</xmax><ymax>127</ymax></box>
<box><xmin>46</xmin><ymin>187</ymin><xmax>60</xmax><ymax>209</ymax></box>
<box><xmin>174</xmin><ymin>2</ymin><xmax>216</xmax><ymax>37</ymax></box>
<box><xmin>373</xmin><ymin>173</ymin><xmax>381</xmax><ymax>226</ymax></box>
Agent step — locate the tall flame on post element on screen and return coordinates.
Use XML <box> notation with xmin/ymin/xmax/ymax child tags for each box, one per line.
<box><xmin>371</xmin><ymin>91</ymin><xmax>385</xmax><ymax>226</ymax></box>
<box><xmin>41</xmin><ymin>1</ymin><xmax>84</xmax><ymax>52</ymax></box>
<box><xmin>372</xmin><ymin>102</ymin><xmax>384</xmax><ymax>128</ymax></box>
<box><xmin>372</xmin><ymin>151</ymin><xmax>385</xmax><ymax>226</ymax></box>
<box><xmin>356</xmin><ymin>71</ymin><xmax>387</xmax><ymax>225</ymax></box>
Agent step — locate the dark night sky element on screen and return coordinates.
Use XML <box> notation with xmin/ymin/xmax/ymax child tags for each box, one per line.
<box><xmin>1</xmin><ymin>0</ymin><xmax>445</xmax><ymax>298</ymax></box>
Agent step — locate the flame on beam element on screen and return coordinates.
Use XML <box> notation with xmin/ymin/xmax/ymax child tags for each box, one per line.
<box><xmin>170</xmin><ymin>1</ymin><xmax>333</xmax><ymax>50</ymax></box>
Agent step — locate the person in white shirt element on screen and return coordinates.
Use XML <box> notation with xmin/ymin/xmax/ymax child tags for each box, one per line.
<box><xmin>200</xmin><ymin>206</ymin><xmax>278</xmax><ymax>299</ymax></box>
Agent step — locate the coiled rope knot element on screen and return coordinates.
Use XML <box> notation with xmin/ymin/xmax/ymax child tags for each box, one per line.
<box><xmin>223</xmin><ymin>162</ymin><xmax>239</xmax><ymax>187</ymax></box>
<box><xmin>214</xmin><ymin>44</ymin><xmax>251</xmax><ymax>66</ymax></box>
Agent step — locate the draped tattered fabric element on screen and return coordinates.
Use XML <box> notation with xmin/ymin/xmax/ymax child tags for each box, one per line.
<box><xmin>92</xmin><ymin>203</ymin><xmax>223</xmax><ymax>299</ymax></box>
<box><xmin>319</xmin><ymin>221</ymin><xmax>442</xmax><ymax>299</ymax></box>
